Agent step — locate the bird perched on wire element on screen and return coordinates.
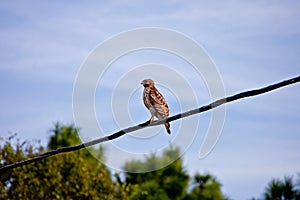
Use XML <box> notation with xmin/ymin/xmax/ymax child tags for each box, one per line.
<box><xmin>141</xmin><ymin>79</ymin><xmax>171</xmax><ymax>134</ymax></box>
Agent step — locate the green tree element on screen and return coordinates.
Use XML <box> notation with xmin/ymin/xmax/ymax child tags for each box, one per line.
<box><xmin>0</xmin><ymin>124</ymin><xmax>229</xmax><ymax>200</ymax></box>
<box><xmin>47</xmin><ymin>122</ymin><xmax>105</xmax><ymax>160</ymax></box>
<box><xmin>124</xmin><ymin>147</ymin><xmax>190</xmax><ymax>200</ymax></box>
<box><xmin>48</xmin><ymin>122</ymin><xmax>81</xmax><ymax>150</ymax></box>
<box><xmin>264</xmin><ymin>176</ymin><xmax>299</xmax><ymax>200</ymax></box>
<box><xmin>185</xmin><ymin>173</ymin><xmax>228</xmax><ymax>200</ymax></box>
<box><xmin>0</xmin><ymin>123</ymin><xmax>127</xmax><ymax>200</ymax></box>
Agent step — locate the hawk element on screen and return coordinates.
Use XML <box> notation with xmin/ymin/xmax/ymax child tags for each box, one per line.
<box><xmin>141</xmin><ymin>79</ymin><xmax>171</xmax><ymax>134</ymax></box>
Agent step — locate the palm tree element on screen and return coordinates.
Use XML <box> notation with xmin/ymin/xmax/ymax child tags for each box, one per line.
<box><xmin>193</xmin><ymin>173</ymin><xmax>213</xmax><ymax>190</ymax></box>
<box><xmin>264</xmin><ymin>176</ymin><xmax>296</xmax><ymax>200</ymax></box>
<box><xmin>186</xmin><ymin>173</ymin><xmax>228</xmax><ymax>200</ymax></box>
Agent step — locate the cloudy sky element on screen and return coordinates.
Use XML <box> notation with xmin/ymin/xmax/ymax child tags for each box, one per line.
<box><xmin>1</xmin><ymin>1</ymin><xmax>300</xmax><ymax>199</ymax></box>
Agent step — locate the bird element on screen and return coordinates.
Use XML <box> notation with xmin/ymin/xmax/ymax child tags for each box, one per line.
<box><xmin>141</xmin><ymin>79</ymin><xmax>171</xmax><ymax>134</ymax></box>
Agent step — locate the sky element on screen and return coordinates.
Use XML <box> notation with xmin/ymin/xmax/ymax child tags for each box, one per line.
<box><xmin>0</xmin><ymin>1</ymin><xmax>300</xmax><ymax>199</ymax></box>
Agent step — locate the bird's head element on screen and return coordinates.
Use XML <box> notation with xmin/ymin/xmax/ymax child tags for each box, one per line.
<box><xmin>141</xmin><ymin>79</ymin><xmax>155</xmax><ymax>88</ymax></box>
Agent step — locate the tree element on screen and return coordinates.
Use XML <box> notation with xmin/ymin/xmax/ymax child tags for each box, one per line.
<box><xmin>47</xmin><ymin>122</ymin><xmax>105</xmax><ymax>160</ymax></box>
<box><xmin>185</xmin><ymin>173</ymin><xmax>228</xmax><ymax>200</ymax></box>
<box><xmin>264</xmin><ymin>176</ymin><xmax>300</xmax><ymax>200</ymax></box>
<box><xmin>0</xmin><ymin>124</ymin><xmax>229</xmax><ymax>199</ymax></box>
<box><xmin>48</xmin><ymin>122</ymin><xmax>81</xmax><ymax>150</ymax></box>
<box><xmin>0</xmin><ymin>124</ymin><xmax>127</xmax><ymax>199</ymax></box>
<box><xmin>123</xmin><ymin>147</ymin><xmax>190</xmax><ymax>200</ymax></box>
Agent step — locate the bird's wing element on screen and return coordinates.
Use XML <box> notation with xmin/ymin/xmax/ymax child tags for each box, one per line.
<box><xmin>149</xmin><ymin>88</ymin><xmax>169</xmax><ymax>119</ymax></box>
<box><xmin>149</xmin><ymin>88</ymin><xmax>167</xmax><ymax>106</ymax></box>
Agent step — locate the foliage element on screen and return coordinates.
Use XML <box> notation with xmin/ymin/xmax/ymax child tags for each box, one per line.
<box><xmin>184</xmin><ymin>173</ymin><xmax>228</xmax><ymax>200</ymax></box>
<box><xmin>123</xmin><ymin>147</ymin><xmax>228</xmax><ymax>200</ymax></box>
<box><xmin>0</xmin><ymin>123</ymin><xmax>228</xmax><ymax>199</ymax></box>
<box><xmin>48</xmin><ymin>122</ymin><xmax>81</xmax><ymax>150</ymax></box>
<box><xmin>0</xmin><ymin>123</ymin><xmax>126</xmax><ymax>200</ymax></box>
<box><xmin>124</xmin><ymin>147</ymin><xmax>190</xmax><ymax>200</ymax></box>
<box><xmin>264</xmin><ymin>175</ymin><xmax>300</xmax><ymax>200</ymax></box>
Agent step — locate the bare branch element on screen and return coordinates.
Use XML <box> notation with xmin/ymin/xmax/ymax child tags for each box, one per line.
<box><xmin>1</xmin><ymin>75</ymin><xmax>299</xmax><ymax>172</ymax></box>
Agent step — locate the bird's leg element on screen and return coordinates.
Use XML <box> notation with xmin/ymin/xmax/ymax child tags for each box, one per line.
<box><xmin>148</xmin><ymin>116</ymin><xmax>154</xmax><ymax>124</ymax></box>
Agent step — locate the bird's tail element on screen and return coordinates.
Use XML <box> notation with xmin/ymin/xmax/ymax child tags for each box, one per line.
<box><xmin>165</xmin><ymin>122</ymin><xmax>171</xmax><ymax>134</ymax></box>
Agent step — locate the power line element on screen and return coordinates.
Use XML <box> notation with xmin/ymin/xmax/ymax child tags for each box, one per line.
<box><xmin>1</xmin><ymin>75</ymin><xmax>299</xmax><ymax>172</ymax></box>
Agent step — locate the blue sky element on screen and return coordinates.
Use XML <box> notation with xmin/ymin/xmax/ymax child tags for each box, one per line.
<box><xmin>1</xmin><ymin>1</ymin><xmax>300</xmax><ymax>199</ymax></box>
